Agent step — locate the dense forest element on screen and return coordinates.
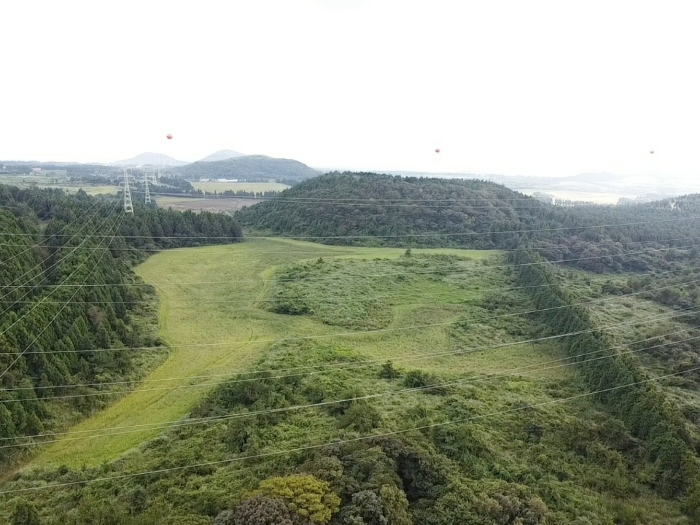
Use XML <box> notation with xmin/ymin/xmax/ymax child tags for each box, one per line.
<box><xmin>170</xmin><ymin>155</ymin><xmax>319</xmax><ymax>182</ymax></box>
<box><xmin>236</xmin><ymin>172</ymin><xmax>700</xmax><ymax>272</ymax></box>
<box><xmin>0</xmin><ymin>185</ymin><xmax>242</xmax><ymax>463</ymax></box>
<box><xmin>511</xmin><ymin>249</ymin><xmax>700</xmax><ymax>502</ymax></box>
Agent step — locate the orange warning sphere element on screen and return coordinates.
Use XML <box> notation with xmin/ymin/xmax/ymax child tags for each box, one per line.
<box><xmin>166</xmin><ymin>134</ymin><xmax>173</xmax><ymax>140</ymax></box>
<box><xmin>435</xmin><ymin>148</ymin><xmax>440</xmax><ymax>153</ymax></box>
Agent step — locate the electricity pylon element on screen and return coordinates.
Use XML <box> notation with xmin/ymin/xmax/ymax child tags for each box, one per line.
<box><xmin>144</xmin><ymin>169</ymin><xmax>151</xmax><ymax>204</ymax></box>
<box><xmin>123</xmin><ymin>168</ymin><xmax>134</xmax><ymax>214</ymax></box>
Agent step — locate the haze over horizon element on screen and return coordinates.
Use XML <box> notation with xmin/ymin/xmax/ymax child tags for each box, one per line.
<box><xmin>3</xmin><ymin>0</ymin><xmax>699</xmax><ymax>182</ymax></box>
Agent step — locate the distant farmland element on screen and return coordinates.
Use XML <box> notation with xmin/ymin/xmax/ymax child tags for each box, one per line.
<box><xmin>155</xmin><ymin>195</ymin><xmax>261</xmax><ymax>214</ymax></box>
<box><xmin>190</xmin><ymin>181</ymin><xmax>290</xmax><ymax>193</ymax></box>
<box><xmin>0</xmin><ymin>174</ymin><xmax>118</xmax><ymax>195</ymax></box>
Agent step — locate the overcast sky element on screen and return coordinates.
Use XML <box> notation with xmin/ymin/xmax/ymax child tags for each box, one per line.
<box><xmin>3</xmin><ymin>0</ymin><xmax>698</xmax><ymax>178</ymax></box>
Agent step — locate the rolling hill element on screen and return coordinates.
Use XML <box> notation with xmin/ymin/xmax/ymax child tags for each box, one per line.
<box><xmin>236</xmin><ymin>171</ymin><xmax>700</xmax><ymax>271</ymax></box>
<box><xmin>235</xmin><ymin>172</ymin><xmax>548</xmax><ymax>247</ymax></box>
<box><xmin>172</xmin><ymin>154</ymin><xmax>320</xmax><ymax>182</ymax></box>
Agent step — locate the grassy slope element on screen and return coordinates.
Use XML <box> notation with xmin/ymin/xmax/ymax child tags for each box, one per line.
<box><xmin>32</xmin><ymin>240</ymin><xmax>497</xmax><ymax>467</ymax></box>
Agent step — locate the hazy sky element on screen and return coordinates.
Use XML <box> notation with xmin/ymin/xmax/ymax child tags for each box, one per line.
<box><xmin>3</xmin><ymin>1</ymin><xmax>699</xmax><ymax>178</ymax></box>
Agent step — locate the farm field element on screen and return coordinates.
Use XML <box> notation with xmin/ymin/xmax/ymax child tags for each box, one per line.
<box><xmin>191</xmin><ymin>181</ymin><xmax>290</xmax><ymax>193</ymax></box>
<box><xmin>0</xmin><ymin>175</ymin><xmax>118</xmax><ymax>195</ymax></box>
<box><xmin>155</xmin><ymin>195</ymin><xmax>260</xmax><ymax>213</ymax></box>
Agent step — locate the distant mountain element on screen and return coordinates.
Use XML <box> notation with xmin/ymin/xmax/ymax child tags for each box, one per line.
<box><xmin>173</xmin><ymin>155</ymin><xmax>319</xmax><ymax>182</ymax></box>
<box><xmin>114</xmin><ymin>152</ymin><xmax>188</xmax><ymax>167</ymax></box>
<box><xmin>198</xmin><ymin>149</ymin><xmax>245</xmax><ymax>162</ymax></box>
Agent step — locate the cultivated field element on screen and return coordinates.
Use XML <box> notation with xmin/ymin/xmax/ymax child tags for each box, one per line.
<box><xmin>155</xmin><ymin>195</ymin><xmax>260</xmax><ymax>213</ymax></box>
<box><xmin>0</xmin><ymin>175</ymin><xmax>118</xmax><ymax>195</ymax></box>
<box><xmin>191</xmin><ymin>181</ymin><xmax>290</xmax><ymax>193</ymax></box>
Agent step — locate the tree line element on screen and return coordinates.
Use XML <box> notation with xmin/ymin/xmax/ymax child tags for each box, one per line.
<box><xmin>511</xmin><ymin>248</ymin><xmax>700</xmax><ymax>510</ymax></box>
<box><xmin>0</xmin><ymin>185</ymin><xmax>242</xmax><ymax>462</ymax></box>
<box><xmin>236</xmin><ymin>172</ymin><xmax>700</xmax><ymax>272</ymax></box>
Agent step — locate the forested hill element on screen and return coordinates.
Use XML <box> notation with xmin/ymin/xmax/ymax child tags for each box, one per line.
<box><xmin>236</xmin><ymin>172</ymin><xmax>700</xmax><ymax>271</ymax></box>
<box><xmin>0</xmin><ymin>185</ymin><xmax>242</xmax><ymax>461</ymax></box>
<box><xmin>235</xmin><ymin>172</ymin><xmax>551</xmax><ymax>248</ymax></box>
<box><xmin>172</xmin><ymin>154</ymin><xmax>320</xmax><ymax>182</ymax></box>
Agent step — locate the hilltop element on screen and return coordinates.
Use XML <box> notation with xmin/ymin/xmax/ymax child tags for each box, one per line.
<box><xmin>172</xmin><ymin>154</ymin><xmax>319</xmax><ymax>182</ymax></box>
<box><xmin>198</xmin><ymin>149</ymin><xmax>245</xmax><ymax>162</ymax></box>
<box><xmin>236</xmin><ymin>172</ymin><xmax>557</xmax><ymax>250</ymax></box>
<box><xmin>115</xmin><ymin>152</ymin><xmax>188</xmax><ymax>167</ymax></box>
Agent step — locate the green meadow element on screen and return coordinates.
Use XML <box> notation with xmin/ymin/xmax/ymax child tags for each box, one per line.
<box><xmin>33</xmin><ymin>240</ymin><xmax>503</xmax><ymax>467</ymax></box>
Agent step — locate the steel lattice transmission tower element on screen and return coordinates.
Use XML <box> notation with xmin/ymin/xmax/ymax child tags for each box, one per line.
<box><xmin>122</xmin><ymin>168</ymin><xmax>134</xmax><ymax>214</ymax></box>
<box><xmin>144</xmin><ymin>169</ymin><xmax>151</xmax><ymax>204</ymax></box>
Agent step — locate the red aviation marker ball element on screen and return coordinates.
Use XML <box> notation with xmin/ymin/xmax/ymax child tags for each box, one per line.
<box><xmin>435</xmin><ymin>148</ymin><xmax>440</xmax><ymax>153</ymax></box>
<box><xmin>166</xmin><ymin>134</ymin><xmax>173</xmax><ymax>140</ymax></box>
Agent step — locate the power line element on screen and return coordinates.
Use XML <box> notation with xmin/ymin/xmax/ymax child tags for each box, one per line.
<box><xmin>1</xmin><ymin>266</ymin><xmax>698</xmax><ymax>361</ymax></box>
<box><xmin>2</xmin><ymin>364</ymin><xmax>697</xmax><ymax>496</ymax></box>
<box><xmin>151</xmin><ymin>193</ymin><xmax>548</xmax><ymax>209</ymax></box>
<box><xmin>1</xmin><ymin>241</ymin><xmax>698</xmax><ymax>291</ymax></box>
<box><xmin>0</xmin><ymin>201</ymin><xmax>113</xmax><ymax>305</ymax></box>
<box><xmin>3</xmin><ymin>271</ymin><xmax>696</xmax><ymax>360</ymax></box>
<box><xmin>0</xmin><ymin>266</ymin><xmax>700</xmax><ymax>308</ymax></box>
<box><xmin>0</xmin><ymin>199</ymin><xmax>101</xmax><ymax>270</ymax></box>
<box><xmin>1</xmin><ymin>214</ymin><xmax>700</xmax><ymax>240</ymax></box>
<box><xmin>2</xmin><ymin>304</ymin><xmax>696</xmax><ymax>403</ymax></box>
<box><xmin>3</xmin><ymin>326</ymin><xmax>696</xmax><ymax>450</ymax></box>
<box><xmin>2</xmin><ymin>233</ymin><xmax>699</xmax><ymax>254</ymax></box>
<box><xmin>154</xmin><ymin>191</ymin><xmax>549</xmax><ymax>203</ymax></box>
<box><xmin>0</xmin><ymin>211</ymin><xmax>125</xmax><ymax>381</ymax></box>
<box><xmin>147</xmin><ymin>190</ymin><xmax>682</xmax><ymax>205</ymax></box>
<box><xmin>0</xmin><ymin>202</ymin><xmax>122</xmax><ymax>339</ymax></box>
<box><xmin>0</xmin><ymin>263</ymin><xmax>694</xmax><ymax>309</ymax></box>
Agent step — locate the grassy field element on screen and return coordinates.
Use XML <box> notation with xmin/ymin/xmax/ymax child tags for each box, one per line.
<box><xmin>155</xmin><ymin>195</ymin><xmax>259</xmax><ymax>213</ymax></box>
<box><xmin>191</xmin><ymin>181</ymin><xmax>290</xmax><ymax>193</ymax></box>
<box><xmin>0</xmin><ymin>175</ymin><xmax>118</xmax><ymax>195</ymax></box>
<box><xmin>33</xmin><ymin>240</ymin><xmax>506</xmax><ymax>467</ymax></box>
